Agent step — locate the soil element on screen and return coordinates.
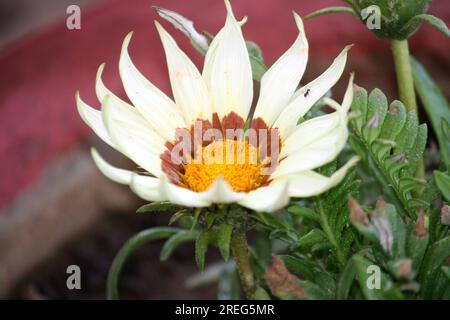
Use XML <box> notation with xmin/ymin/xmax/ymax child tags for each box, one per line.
<box><xmin>14</xmin><ymin>209</ymin><xmax>217</xmax><ymax>300</ymax></box>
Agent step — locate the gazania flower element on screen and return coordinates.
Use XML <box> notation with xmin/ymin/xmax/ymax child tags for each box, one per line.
<box><xmin>76</xmin><ymin>0</ymin><xmax>358</xmax><ymax>213</ymax></box>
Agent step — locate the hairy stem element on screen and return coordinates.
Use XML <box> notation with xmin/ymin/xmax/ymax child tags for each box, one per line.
<box><xmin>230</xmin><ymin>230</ymin><xmax>256</xmax><ymax>299</ymax></box>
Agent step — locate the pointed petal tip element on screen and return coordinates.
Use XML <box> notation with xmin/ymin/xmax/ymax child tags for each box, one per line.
<box><xmin>96</xmin><ymin>63</ymin><xmax>106</xmax><ymax>81</ymax></box>
<box><xmin>292</xmin><ymin>11</ymin><xmax>304</xmax><ymax>28</ymax></box>
<box><xmin>121</xmin><ymin>31</ymin><xmax>134</xmax><ymax>51</ymax></box>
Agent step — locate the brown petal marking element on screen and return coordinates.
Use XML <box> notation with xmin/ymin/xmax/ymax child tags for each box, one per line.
<box><xmin>160</xmin><ymin>113</ymin><xmax>280</xmax><ymax>186</ymax></box>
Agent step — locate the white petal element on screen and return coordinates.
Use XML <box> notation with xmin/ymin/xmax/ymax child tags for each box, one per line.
<box><xmin>76</xmin><ymin>92</ymin><xmax>114</xmax><ymax>148</ymax></box>
<box><xmin>119</xmin><ymin>32</ymin><xmax>186</xmax><ymax>142</ymax></box>
<box><xmin>156</xmin><ymin>21</ymin><xmax>211</xmax><ymax>124</ymax></box>
<box><xmin>341</xmin><ymin>73</ymin><xmax>355</xmax><ymax>112</ymax></box>
<box><xmin>130</xmin><ymin>174</ymin><xmax>165</xmax><ymax>202</ymax></box>
<box><xmin>280</xmin><ymin>73</ymin><xmax>354</xmax><ymax>158</ymax></box>
<box><xmin>203</xmin><ymin>0</ymin><xmax>253</xmax><ymax>120</ymax></box>
<box><xmin>101</xmin><ymin>95</ymin><xmax>164</xmax><ymax>178</ymax></box>
<box><xmin>91</xmin><ymin>148</ymin><xmax>133</xmax><ymax>184</ymax></box>
<box><xmin>201</xmin><ymin>176</ymin><xmax>244</xmax><ymax>204</ymax></box>
<box><xmin>159</xmin><ymin>178</ymin><xmax>210</xmax><ymax>207</ymax></box>
<box><xmin>280</xmin><ymin>112</ymin><xmax>340</xmax><ymax>158</ymax></box>
<box><xmin>253</xmin><ymin>13</ymin><xmax>308</xmax><ymax>127</ymax></box>
<box><xmin>272</xmin><ymin>124</ymin><xmax>348</xmax><ymax>178</ymax></box>
<box><xmin>238</xmin><ymin>181</ymin><xmax>289</xmax><ymax>213</ymax></box>
<box><xmin>273</xmin><ymin>45</ymin><xmax>352</xmax><ymax>140</ymax></box>
<box><xmin>276</xmin><ymin>156</ymin><xmax>359</xmax><ymax>197</ymax></box>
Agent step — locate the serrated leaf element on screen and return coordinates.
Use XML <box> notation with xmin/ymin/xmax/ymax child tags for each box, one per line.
<box><xmin>217</xmin><ymin>224</ymin><xmax>233</xmax><ymax>261</ymax></box>
<box><xmin>350</xmin><ymin>86</ymin><xmax>429</xmax><ymax>217</ymax></box>
<box><xmin>160</xmin><ymin>230</ymin><xmax>198</xmax><ymax>261</ymax></box>
<box><xmin>195</xmin><ymin>230</ymin><xmax>210</xmax><ymax>271</ymax></box>
<box><xmin>305</xmin><ymin>6</ymin><xmax>356</xmax><ymax>20</ymax></box>
<box><xmin>434</xmin><ymin>170</ymin><xmax>450</xmax><ymax>202</ymax></box>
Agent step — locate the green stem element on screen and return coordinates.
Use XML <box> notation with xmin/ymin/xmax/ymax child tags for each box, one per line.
<box><xmin>230</xmin><ymin>230</ymin><xmax>257</xmax><ymax>299</ymax></box>
<box><xmin>391</xmin><ymin>39</ymin><xmax>425</xmax><ymax>184</ymax></box>
<box><xmin>390</xmin><ymin>39</ymin><xmax>418</xmax><ymax>113</ymax></box>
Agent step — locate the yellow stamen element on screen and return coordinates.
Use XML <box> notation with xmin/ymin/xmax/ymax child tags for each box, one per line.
<box><xmin>182</xmin><ymin>139</ymin><xmax>266</xmax><ymax>192</ymax></box>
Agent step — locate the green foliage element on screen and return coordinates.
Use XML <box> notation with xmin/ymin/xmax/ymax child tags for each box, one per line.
<box><xmin>136</xmin><ymin>201</ymin><xmax>184</xmax><ymax>213</ymax></box>
<box><xmin>349</xmin><ymin>86</ymin><xmax>428</xmax><ymax>218</ymax></box>
<box><xmin>411</xmin><ymin>58</ymin><xmax>450</xmax><ymax>167</ymax></box>
<box><xmin>306</xmin><ymin>0</ymin><xmax>450</xmax><ymax>39</ymax></box>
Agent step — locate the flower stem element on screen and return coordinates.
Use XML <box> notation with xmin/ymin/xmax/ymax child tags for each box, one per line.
<box><xmin>390</xmin><ymin>39</ymin><xmax>418</xmax><ymax>113</ymax></box>
<box><xmin>230</xmin><ymin>230</ymin><xmax>256</xmax><ymax>299</ymax></box>
<box><xmin>391</xmin><ymin>39</ymin><xmax>425</xmax><ymax>184</ymax></box>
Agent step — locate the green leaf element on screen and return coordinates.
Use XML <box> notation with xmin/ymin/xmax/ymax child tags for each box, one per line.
<box><xmin>287</xmin><ymin>205</ymin><xmax>319</xmax><ymax>222</ymax></box>
<box><xmin>160</xmin><ymin>230</ymin><xmax>198</xmax><ymax>261</ymax></box>
<box><xmin>406</xmin><ymin>218</ymin><xmax>429</xmax><ymax>271</ymax></box>
<box><xmin>253</xmin><ymin>287</ymin><xmax>271</xmax><ymax>300</ymax></box>
<box><xmin>434</xmin><ymin>170</ymin><xmax>450</xmax><ymax>202</ymax></box>
<box><xmin>106</xmin><ymin>227</ymin><xmax>181</xmax><ymax>299</ymax></box>
<box><xmin>297</xmin><ymin>229</ymin><xmax>327</xmax><ymax>247</ymax></box>
<box><xmin>352</xmin><ymin>255</ymin><xmax>404</xmax><ymax>300</ymax></box>
<box><xmin>280</xmin><ymin>255</ymin><xmax>315</xmax><ymax>281</ymax></box>
<box><xmin>379</xmin><ymin>202</ymin><xmax>406</xmax><ymax>258</ymax></box>
<box><xmin>250</xmin><ymin>212</ymin><xmax>287</xmax><ymax>230</ymax></box>
<box><xmin>249</xmin><ymin>55</ymin><xmax>268</xmax><ymax>82</ymax></box>
<box><xmin>168</xmin><ymin>209</ymin><xmax>192</xmax><ymax>225</ymax></box>
<box><xmin>195</xmin><ymin>230</ymin><xmax>210</xmax><ymax>271</ymax></box>
<box><xmin>350</xmin><ymin>86</ymin><xmax>429</xmax><ymax>217</ymax></box>
<box><xmin>411</xmin><ymin>57</ymin><xmax>450</xmax><ymax>166</ymax></box>
<box><xmin>305</xmin><ymin>6</ymin><xmax>356</xmax><ymax>19</ymax></box>
<box><xmin>401</xmin><ymin>14</ymin><xmax>450</xmax><ymax>38</ymax></box>
<box><xmin>217</xmin><ymin>224</ymin><xmax>233</xmax><ymax>261</ymax></box>
<box><xmin>442</xmin><ymin>266</ymin><xmax>450</xmax><ymax>281</ymax></box>
<box><xmin>336</xmin><ymin>258</ymin><xmax>356</xmax><ymax>300</ymax></box>
<box><xmin>136</xmin><ymin>201</ymin><xmax>182</xmax><ymax>213</ymax></box>
<box><xmin>364</xmin><ymin>88</ymin><xmax>388</xmax><ymax>145</ymax></box>
<box><xmin>420</xmin><ymin>236</ymin><xmax>450</xmax><ymax>298</ymax></box>
<box><xmin>246</xmin><ymin>41</ymin><xmax>264</xmax><ymax>62</ymax></box>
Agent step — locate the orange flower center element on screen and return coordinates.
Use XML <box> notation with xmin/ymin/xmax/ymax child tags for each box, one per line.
<box><xmin>181</xmin><ymin>139</ymin><xmax>266</xmax><ymax>192</ymax></box>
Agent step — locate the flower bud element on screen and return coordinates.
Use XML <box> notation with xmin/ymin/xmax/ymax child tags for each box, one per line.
<box><xmin>355</xmin><ymin>0</ymin><xmax>431</xmax><ymax>39</ymax></box>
